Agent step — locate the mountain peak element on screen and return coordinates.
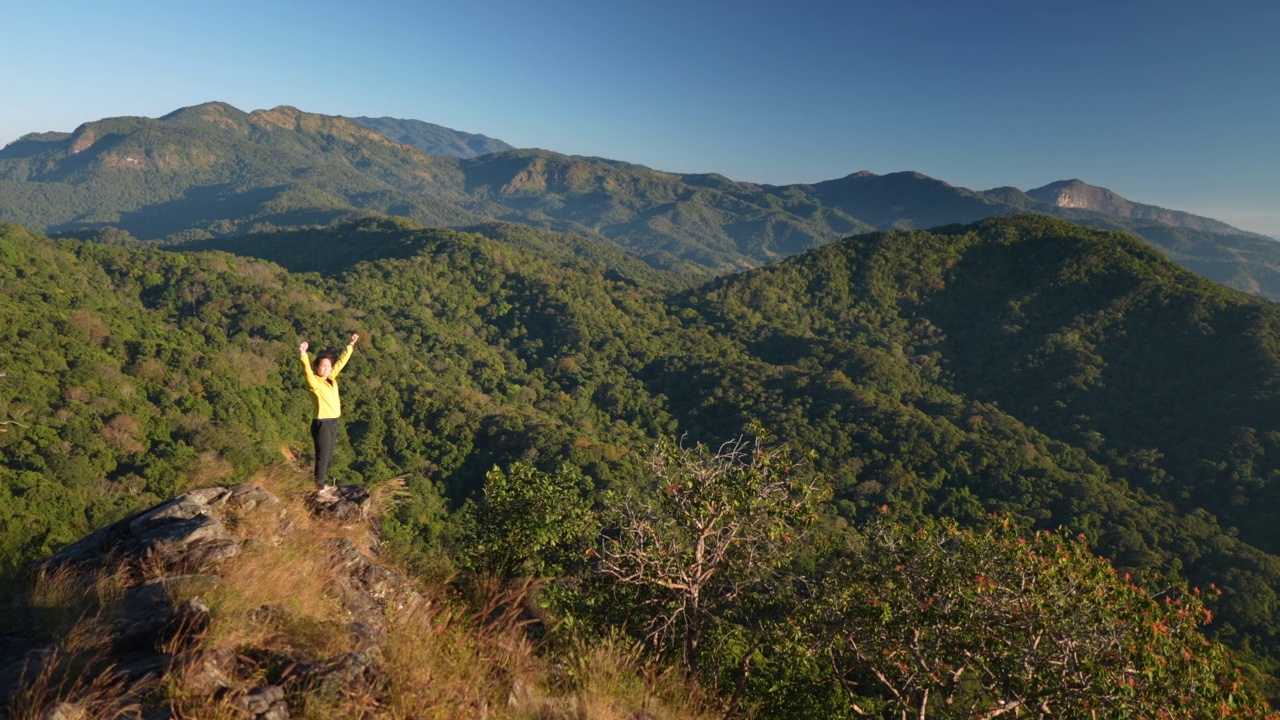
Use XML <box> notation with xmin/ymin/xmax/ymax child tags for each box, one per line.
<box><xmin>1043</xmin><ymin>178</ymin><xmax>1088</xmax><ymax>188</ymax></box>
<box><xmin>1028</xmin><ymin>179</ymin><xmax>1127</xmax><ymax>212</ymax></box>
<box><xmin>158</xmin><ymin>102</ymin><xmax>253</xmax><ymax>134</ymax></box>
<box><xmin>1027</xmin><ymin>179</ymin><xmax>1252</xmax><ymax>238</ymax></box>
<box><xmin>160</xmin><ymin>101</ymin><xmax>246</xmax><ymax>120</ymax></box>
<box><xmin>247</xmin><ymin>106</ymin><xmax>395</xmax><ymax>147</ymax></box>
<box><xmin>248</xmin><ymin>105</ymin><xmax>317</xmax><ymax>130</ymax></box>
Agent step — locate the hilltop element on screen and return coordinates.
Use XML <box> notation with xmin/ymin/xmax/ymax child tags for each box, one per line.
<box><xmin>3</xmin><ymin>102</ymin><xmax>1279</xmax><ymax>296</ymax></box>
<box><xmin>1</xmin><ymin>470</ymin><xmax>711</xmax><ymax>718</ymax></box>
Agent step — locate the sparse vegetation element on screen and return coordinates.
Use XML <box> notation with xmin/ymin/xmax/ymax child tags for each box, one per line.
<box><xmin>7</xmin><ymin>464</ymin><xmax>720</xmax><ymax>719</ymax></box>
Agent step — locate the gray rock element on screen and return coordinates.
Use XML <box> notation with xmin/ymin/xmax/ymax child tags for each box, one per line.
<box><xmin>0</xmin><ymin>609</ymin><xmax>54</xmax><ymax>704</ymax></box>
<box><xmin>298</xmin><ymin>649</ymin><xmax>386</xmax><ymax>701</ymax></box>
<box><xmin>113</xmin><ymin>650</ymin><xmax>171</xmax><ymax>682</ymax></box>
<box><xmin>321</xmin><ymin>538</ymin><xmax>425</xmax><ymax>646</ymax></box>
<box><xmin>128</xmin><ymin>488</ymin><xmax>229</xmax><ymax>533</ymax></box>
<box><xmin>237</xmin><ymin>685</ymin><xmax>286</xmax><ymax>715</ymax></box>
<box><xmin>182</xmin><ymin>645</ymin><xmax>238</xmax><ymax>694</ymax></box>
<box><xmin>39</xmin><ymin>486</ymin><xmax>248</xmax><ymax>576</ymax></box>
<box><xmin>131</xmin><ymin>514</ymin><xmax>237</xmax><ymax>571</ymax></box>
<box><xmin>228</xmin><ymin>483</ymin><xmax>279</xmax><ymax>513</ymax></box>
<box><xmin>259</xmin><ymin>702</ymin><xmax>290</xmax><ymax>720</ymax></box>
<box><xmin>114</xmin><ymin>581</ymin><xmax>211</xmax><ymax>658</ymax></box>
<box><xmin>307</xmin><ymin>484</ymin><xmax>370</xmax><ymax>522</ymax></box>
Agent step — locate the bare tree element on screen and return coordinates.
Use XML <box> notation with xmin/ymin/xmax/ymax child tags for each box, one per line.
<box><xmin>597</xmin><ymin>433</ymin><xmax>825</xmax><ymax>676</ymax></box>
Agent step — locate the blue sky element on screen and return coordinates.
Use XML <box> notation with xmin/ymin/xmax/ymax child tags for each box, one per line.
<box><xmin>3</xmin><ymin>0</ymin><xmax>1277</xmax><ymax>236</ymax></box>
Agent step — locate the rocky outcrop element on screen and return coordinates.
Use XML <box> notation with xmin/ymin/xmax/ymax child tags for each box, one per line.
<box><xmin>306</xmin><ymin>483</ymin><xmax>371</xmax><ymax>523</ymax></box>
<box><xmin>36</xmin><ymin>485</ymin><xmax>249</xmax><ymax>576</ymax></box>
<box><xmin>1</xmin><ymin>482</ymin><xmax>420</xmax><ymax>719</ymax></box>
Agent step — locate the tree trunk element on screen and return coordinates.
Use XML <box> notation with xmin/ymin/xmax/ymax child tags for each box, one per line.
<box><xmin>685</xmin><ymin>593</ymin><xmax>701</xmax><ymax>677</ymax></box>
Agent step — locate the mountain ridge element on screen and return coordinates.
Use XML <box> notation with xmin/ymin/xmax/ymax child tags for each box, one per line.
<box><xmin>348</xmin><ymin>115</ymin><xmax>515</xmax><ymax>158</ymax></box>
<box><xmin>3</xmin><ymin>101</ymin><xmax>1278</xmax><ymax>297</ymax></box>
<box><xmin>1028</xmin><ymin>178</ymin><xmax>1252</xmax><ymax>237</ymax></box>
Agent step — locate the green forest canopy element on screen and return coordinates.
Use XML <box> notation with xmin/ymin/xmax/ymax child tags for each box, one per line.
<box><xmin>3</xmin><ymin>215</ymin><xmax>1280</xmax><ymax>705</ymax></box>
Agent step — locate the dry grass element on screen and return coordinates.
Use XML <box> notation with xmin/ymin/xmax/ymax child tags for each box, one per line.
<box><xmin>377</xmin><ymin>580</ymin><xmax>542</xmax><ymax>720</ymax></box>
<box><xmin>7</xmin><ymin>648</ymin><xmax>141</xmax><ymax>720</ymax></box>
<box><xmin>26</xmin><ymin>563</ymin><xmax>132</xmax><ymax>637</ymax></box>
<box><xmin>13</xmin><ymin>462</ymin><xmax>715</xmax><ymax>720</ymax></box>
<box><xmin>181</xmin><ymin>449</ymin><xmax>236</xmax><ymax>492</ymax></box>
<box><xmin>160</xmin><ymin>660</ymin><xmax>244</xmax><ymax>720</ymax></box>
<box><xmin>378</xmin><ymin>582</ymin><xmax>718</xmax><ymax>720</ymax></box>
<box><xmin>562</xmin><ymin>639</ymin><xmax>716</xmax><ymax>720</ymax></box>
<box><xmin>195</xmin><ymin>465</ymin><xmax>352</xmax><ymax>658</ymax></box>
<box><xmin>367</xmin><ymin>475</ymin><xmax>410</xmax><ymax>526</ymax></box>
<box><xmin>200</xmin><ymin>539</ymin><xmax>349</xmax><ymax>659</ymax></box>
<box><xmin>7</xmin><ymin>615</ymin><xmax>148</xmax><ymax>720</ymax></box>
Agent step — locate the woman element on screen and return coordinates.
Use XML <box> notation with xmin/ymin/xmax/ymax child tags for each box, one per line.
<box><xmin>299</xmin><ymin>333</ymin><xmax>360</xmax><ymax>496</ymax></box>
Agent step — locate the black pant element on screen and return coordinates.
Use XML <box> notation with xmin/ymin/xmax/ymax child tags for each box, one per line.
<box><xmin>311</xmin><ymin>418</ymin><xmax>337</xmax><ymax>486</ymax></box>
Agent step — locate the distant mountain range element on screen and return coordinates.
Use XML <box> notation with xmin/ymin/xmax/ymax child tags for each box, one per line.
<box><xmin>1</xmin><ymin>102</ymin><xmax>1277</xmax><ymax>298</ymax></box>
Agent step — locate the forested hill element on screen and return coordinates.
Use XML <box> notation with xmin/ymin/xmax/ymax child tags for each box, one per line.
<box><xmin>4</xmin><ymin>102</ymin><xmax>1280</xmax><ymax>297</ymax></box>
<box><xmin>663</xmin><ymin>215</ymin><xmax>1280</xmax><ymax>653</ymax></box>
<box><xmin>176</xmin><ymin>216</ymin><xmax>699</xmax><ymax>290</ymax></box>
<box><xmin>4</xmin><ymin>215</ymin><xmax>1280</xmax><ymax>680</ymax></box>
<box><xmin>0</xmin><ymin>102</ymin><xmax>485</xmax><ymax>237</ymax></box>
<box><xmin>0</xmin><ymin>218</ymin><xmax>683</xmax><ymax>565</ymax></box>
<box><xmin>682</xmin><ymin>215</ymin><xmax>1280</xmax><ymax>542</ymax></box>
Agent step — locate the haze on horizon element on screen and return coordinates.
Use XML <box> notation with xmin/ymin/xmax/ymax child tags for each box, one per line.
<box><xmin>3</xmin><ymin>0</ymin><xmax>1276</xmax><ymax>238</ymax></box>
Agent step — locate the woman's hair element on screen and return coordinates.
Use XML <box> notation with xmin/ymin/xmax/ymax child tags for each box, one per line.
<box><xmin>314</xmin><ymin>352</ymin><xmax>336</xmax><ymax>368</ymax></box>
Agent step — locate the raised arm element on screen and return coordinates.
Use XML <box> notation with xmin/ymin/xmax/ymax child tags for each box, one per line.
<box><xmin>331</xmin><ymin>333</ymin><xmax>359</xmax><ymax>377</ymax></box>
<box><xmin>299</xmin><ymin>341</ymin><xmax>317</xmax><ymax>383</ymax></box>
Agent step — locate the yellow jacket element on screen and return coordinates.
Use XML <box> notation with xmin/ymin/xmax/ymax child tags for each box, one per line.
<box><xmin>301</xmin><ymin>345</ymin><xmax>354</xmax><ymax>419</ymax></box>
